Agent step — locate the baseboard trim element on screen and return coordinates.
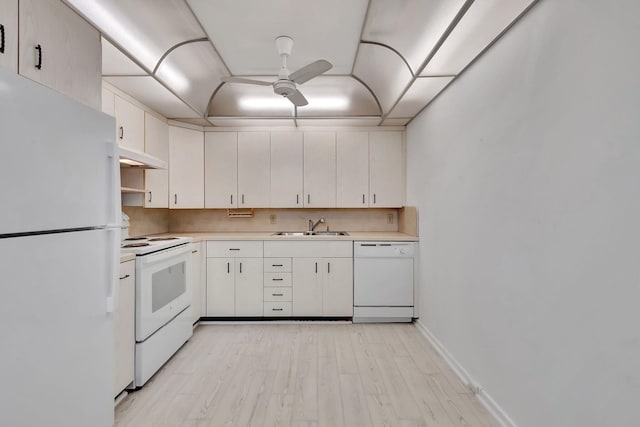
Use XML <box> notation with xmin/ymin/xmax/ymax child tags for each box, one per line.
<box><xmin>414</xmin><ymin>320</ymin><xmax>518</xmax><ymax>427</ymax></box>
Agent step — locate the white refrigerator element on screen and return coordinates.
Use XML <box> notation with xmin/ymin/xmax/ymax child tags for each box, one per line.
<box><xmin>0</xmin><ymin>69</ymin><xmax>119</xmax><ymax>427</ymax></box>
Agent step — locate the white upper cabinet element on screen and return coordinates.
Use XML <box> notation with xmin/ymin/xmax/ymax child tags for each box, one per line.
<box><xmin>237</xmin><ymin>132</ymin><xmax>270</xmax><ymax>208</ymax></box>
<box><xmin>205</xmin><ymin>132</ymin><xmax>238</xmax><ymax>208</ymax></box>
<box><xmin>144</xmin><ymin>113</ymin><xmax>169</xmax><ymax>208</ymax></box>
<box><xmin>336</xmin><ymin>131</ymin><xmax>369</xmax><ymax>207</ymax></box>
<box><xmin>0</xmin><ymin>0</ymin><xmax>18</xmax><ymax>73</ymax></box>
<box><xmin>114</xmin><ymin>95</ymin><xmax>144</xmax><ymax>152</ymax></box>
<box><xmin>369</xmin><ymin>131</ymin><xmax>405</xmax><ymax>207</ymax></box>
<box><xmin>270</xmin><ymin>132</ymin><xmax>303</xmax><ymax>208</ymax></box>
<box><xmin>303</xmin><ymin>131</ymin><xmax>336</xmax><ymax>208</ymax></box>
<box><xmin>101</xmin><ymin>86</ymin><xmax>115</xmax><ymax>117</ymax></box>
<box><xmin>169</xmin><ymin>126</ymin><xmax>204</xmax><ymax>208</ymax></box>
<box><xmin>18</xmin><ymin>0</ymin><xmax>101</xmax><ymax>110</ymax></box>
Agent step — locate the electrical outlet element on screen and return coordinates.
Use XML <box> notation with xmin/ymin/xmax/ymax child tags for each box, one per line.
<box><xmin>387</xmin><ymin>213</ymin><xmax>394</xmax><ymax>224</ymax></box>
<box><xmin>467</xmin><ymin>383</ymin><xmax>481</xmax><ymax>395</ymax></box>
<box><xmin>269</xmin><ymin>214</ymin><xmax>277</xmax><ymax>224</ymax></box>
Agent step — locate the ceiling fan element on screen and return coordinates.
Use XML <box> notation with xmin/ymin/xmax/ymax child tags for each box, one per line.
<box><xmin>221</xmin><ymin>36</ymin><xmax>332</xmax><ymax>107</ymax></box>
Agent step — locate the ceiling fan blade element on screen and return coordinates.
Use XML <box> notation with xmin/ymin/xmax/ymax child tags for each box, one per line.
<box><xmin>286</xmin><ymin>89</ymin><xmax>308</xmax><ymax>107</ymax></box>
<box><xmin>221</xmin><ymin>76</ymin><xmax>273</xmax><ymax>86</ymax></box>
<box><xmin>289</xmin><ymin>60</ymin><xmax>333</xmax><ymax>84</ymax></box>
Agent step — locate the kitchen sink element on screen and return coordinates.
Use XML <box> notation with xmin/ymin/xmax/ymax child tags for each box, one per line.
<box><xmin>272</xmin><ymin>231</ymin><xmax>349</xmax><ymax>236</ymax></box>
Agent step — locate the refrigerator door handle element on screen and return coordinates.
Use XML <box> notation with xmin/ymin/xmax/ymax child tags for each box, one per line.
<box><xmin>105</xmin><ymin>227</ymin><xmax>119</xmax><ymax>314</ymax></box>
<box><xmin>106</xmin><ymin>142</ymin><xmax>121</xmax><ymax>227</ymax></box>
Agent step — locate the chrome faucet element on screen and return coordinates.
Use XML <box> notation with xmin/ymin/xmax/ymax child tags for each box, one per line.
<box><xmin>308</xmin><ymin>217</ymin><xmax>325</xmax><ymax>232</ymax></box>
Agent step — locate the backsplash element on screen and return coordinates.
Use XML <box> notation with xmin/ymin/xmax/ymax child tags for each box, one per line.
<box><xmin>122</xmin><ymin>207</ymin><xmax>419</xmax><ymax>236</ymax></box>
<box><xmin>169</xmin><ymin>208</ymin><xmax>399</xmax><ymax>233</ymax></box>
<box><xmin>122</xmin><ymin>206</ymin><xmax>169</xmax><ymax>237</ymax></box>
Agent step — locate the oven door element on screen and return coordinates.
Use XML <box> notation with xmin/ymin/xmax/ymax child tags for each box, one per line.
<box><xmin>135</xmin><ymin>244</ymin><xmax>192</xmax><ymax>341</ymax></box>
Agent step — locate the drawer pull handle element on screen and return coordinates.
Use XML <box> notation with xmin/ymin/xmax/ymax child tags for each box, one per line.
<box><xmin>229</xmin><ymin>248</ymin><xmax>240</xmax><ymax>251</ymax></box>
<box><xmin>272</xmin><ymin>308</ymin><xmax>283</xmax><ymax>312</ymax></box>
<box><xmin>272</xmin><ymin>264</ymin><xmax>283</xmax><ymax>267</ymax></box>
<box><xmin>0</xmin><ymin>24</ymin><xmax>5</xmax><ymax>54</ymax></box>
<box><xmin>35</xmin><ymin>44</ymin><xmax>42</xmax><ymax>70</ymax></box>
<box><xmin>272</xmin><ymin>278</ymin><xmax>283</xmax><ymax>281</ymax></box>
<box><xmin>119</xmin><ymin>274</ymin><xmax>130</xmax><ymax>280</ymax></box>
<box><xmin>191</xmin><ymin>250</ymin><xmax>198</xmax><ymax>253</ymax></box>
<box><xmin>272</xmin><ymin>293</ymin><xmax>283</xmax><ymax>297</ymax></box>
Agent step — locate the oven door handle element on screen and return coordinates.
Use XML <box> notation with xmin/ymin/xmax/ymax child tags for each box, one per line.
<box><xmin>140</xmin><ymin>244</ymin><xmax>192</xmax><ymax>265</ymax></box>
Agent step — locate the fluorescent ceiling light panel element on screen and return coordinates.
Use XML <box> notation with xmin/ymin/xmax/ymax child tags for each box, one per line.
<box><xmin>238</xmin><ymin>97</ymin><xmax>292</xmax><ymax>111</ymax></box>
<box><xmin>156</xmin><ymin>63</ymin><xmax>190</xmax><ymax>92</ymax></box>
<box><xmin>421</xmin><ymin>0</ymin><xmax>536</xmax><ymax>76</ymax></box>
<box><xmin>67</xmin><ymin>1</ymin><xmax>156</xmax><ymax>70</ymax></box>
<box><xmin>238</xmin><ymin>96</ymin><xmax>349</xmax><ymax>112</ymax></box>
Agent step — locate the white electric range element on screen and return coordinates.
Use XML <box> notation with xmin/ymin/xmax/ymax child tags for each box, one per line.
<box><xmin>121</xmin><ymin>235</ymin><xmax>193</xmax><ymax>387</ymax></box>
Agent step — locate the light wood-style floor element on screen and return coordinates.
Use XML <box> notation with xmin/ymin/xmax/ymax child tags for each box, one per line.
<box><xmin>115</xmin><ymin>323</ymin><xmax>499</xmax><ymax>427</ymax></box>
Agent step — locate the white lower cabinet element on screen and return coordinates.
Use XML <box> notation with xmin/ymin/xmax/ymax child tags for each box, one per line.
<box><xmin>114</xmin><ymin>259</ymin><xmax>135</xmax><ymax>396</ymax></box>
<box><xmin>206</xmin><ymin>241</ymin><xmax>263</xmax><ymax>317</ymax></box>
<box><xmin>292</xmin><ymin>257</ymin><xmax>353</xmax><ymax>316</ymax></box>
<box><xmin>265</xmin><ymin>241</ymin><xmax>353</xmax><ymax>317</ymax></box>
<box><xmin>189</xmin><ymin>242</ymin><xmax>204</xmax><ymax>324</ymax></box>
<box><xmin>206</xmin><ymin>240</ymin><xmax>353</xmax><ymax>318</ymax></box>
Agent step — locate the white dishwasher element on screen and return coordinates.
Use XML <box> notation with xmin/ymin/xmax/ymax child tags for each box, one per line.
<box><xmin>353</xmin><ymin>241</ymin><xmax>415</xmax><ymax>323</ymax></box>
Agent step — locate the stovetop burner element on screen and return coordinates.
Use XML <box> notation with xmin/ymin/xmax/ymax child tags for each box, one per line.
<box><xmin>148</xmin><ymin>237</ymin><xmax>179</xmax><ymax>241</ymax></box>
<box><xmin>122</xmin><ymin>243</ymin><xmax>150</xmax><ymax>248</ymax></box>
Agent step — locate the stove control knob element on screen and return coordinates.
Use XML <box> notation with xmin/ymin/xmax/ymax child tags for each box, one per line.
<box><xmin>399</xmin><ymin>248</ymin><xmax>407</xmax><ymax>255</ymax></box>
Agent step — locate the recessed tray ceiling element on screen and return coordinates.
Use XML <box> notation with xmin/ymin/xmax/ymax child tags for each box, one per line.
<box><xmin>65</xmin><ymin>0</ymin><xmax>539</xmax><ymax>127</ymax></box>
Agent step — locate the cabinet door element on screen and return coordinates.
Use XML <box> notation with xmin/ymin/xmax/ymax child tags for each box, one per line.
<box><xmin>0</xmin><ymin>0</ymin><xmax>19</xmax><ymax>72</ymax></box>
<box><xmin>369</xmin><ymin>131</ymin><xmax>405</xmax><ymax>207</ymax></box>
<box><xmin>19</xmin><ymin>0</ymin><xmax>101</xmax><ymax>109</ymax></box>
<box><xmin>337</xmin><ymin>131</ymin><xmax>369</xmax><ymax>207</ymax></box>
<box><xmin>237</xmin><ymin>132</ymin><xmax>270</xmax><ymax>207</ymax></box>
<box><xmin>114</xmin><ymin>95</ymin><xmax>145</xmax><ymax>151</ymax></box>
<box><xmin>144</xmin><ymin>113</ymin><xmax>169</xmax><ymax>208</ymax></box>
<box><xmin>270</xmin><ymin>131</ymin><xmax>303</xmax><ymax>207</ymax></box>
<box><xmin>114</xmin><ymin>260</ymin><xmax>135</xmax><ymax>396</ymax></box>
<box><xmin>235</xmin><ymin>258</ymin><xmax>263</xmax><ymax>316</ymax></box>
<box><xmin>322</xmin><ymin>258</ymin><xmax>353</xmax><ymax>316</ymax></box>
<box><xmin>292</xmin><ymin>258</ymin><xmax>323</xmax><ymax>316</ymax></box>
<box><xmin>169</xmin><ymin>126</ymin><xmax>204</xmax><ymax>208</ymax></box>
<box><xmin>206</xmin><ymin>258</ymin><xmax>235</xmax><ymax>316</ymax></box>
<box><xmin>204</xmin><ymin>132</ymin><xmax>237</xmax><ymax>208</ymax></box>
<box><xmin>303</xmin><ymin>131</ymin><xmax>336</xmax><ymax>207</ymax></box>
<box><xmin>190</xmin><ymin>243</ymin><xmax>202</xmax><ymax>323</ymax></box>
<box><xmin>101</xmin><ymin>86</ymin><xmax>115</xmax><ymax>117</ymax></box>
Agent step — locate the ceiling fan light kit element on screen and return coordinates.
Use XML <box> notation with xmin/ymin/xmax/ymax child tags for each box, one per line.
<box><xmin>222</xmin><ymin>35</ymin><xmax>333</xmax><ymax>107</ymax></box>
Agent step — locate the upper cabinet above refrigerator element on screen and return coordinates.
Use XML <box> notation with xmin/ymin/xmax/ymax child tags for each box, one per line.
<box><xmin>18</xmin><ymin>0</ymin><xmax>102</xmax><ymax>110</ymax></box>
<box><xmin>0</xmin><ymin>0</ymin><xmax>19</xmax><ymax>73</ymax></box>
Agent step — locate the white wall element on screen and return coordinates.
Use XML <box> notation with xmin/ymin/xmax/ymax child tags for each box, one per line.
<box><xmin>406</xmin><ymin>1</ymin><xmax>640</xmax><ymax>426</ymax></box>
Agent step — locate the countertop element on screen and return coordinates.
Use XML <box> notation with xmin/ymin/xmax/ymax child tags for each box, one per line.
<box><xmin>120</xmin><ymin>252</ymin><xmax>136</xmax><ymax>263</ymax></box>
<box><xmin>147</xmin><ymin>231</ymin><xmax>418</xmax><ymax>243</ymax></box>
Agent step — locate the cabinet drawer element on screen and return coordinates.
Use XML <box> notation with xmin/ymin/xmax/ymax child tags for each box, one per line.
<box><xmin>264</xmin><ymin>302</ymin><xmax>292</xmax><ymax>317</ymax></box>
<box><xmin>207</xmin><ymin>241</ymin><xmax>263</xmax><ymax>257</ymax></box>
<box><xmin>264</xmin><ymin>287</ymin><xmax>292</xmax><ymax>302</ymax></box>
<box><xmin>264</xmin><ymin>273</ymin><xmax>292</xmax><ymax>287</ymax></box>
<box><xmin>119</xmin><ymin>259</ymin><xmax>135</xmax><ymax>278</ymax></box>
<box><xmin>263</xmin><ymin>257</ymin><xmax>292</xmax><ymax>272</ymax></box>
